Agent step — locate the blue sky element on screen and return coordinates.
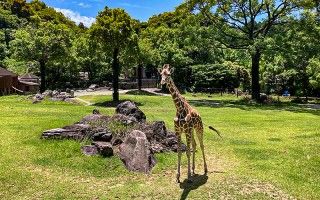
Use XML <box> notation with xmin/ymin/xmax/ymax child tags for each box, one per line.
<box><xmin>33</xmin><ymin>0</ymin><xmax>184</xmax><ymax>27</ymax></box>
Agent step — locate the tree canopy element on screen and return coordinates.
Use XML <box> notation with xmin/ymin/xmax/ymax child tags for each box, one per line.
<box><xmin>0</xmin><ymin>0</ymin><xmax>319</xmax><ymax>99</ymax></box>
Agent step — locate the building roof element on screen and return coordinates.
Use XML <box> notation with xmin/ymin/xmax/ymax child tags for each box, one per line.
<box><xmin>0</xmin><ymin>67</ymin><xmax>18</xmax><ymax>77</ymax></box>
<box><xmin>19</xmin><ymin>73</ymin><xmax>39</xmax><ymax>79</ymax></box>
<box><xmin>19</xmin><ymin>81</ymin><xmax>40</xmax><ymax>86</ymax></box>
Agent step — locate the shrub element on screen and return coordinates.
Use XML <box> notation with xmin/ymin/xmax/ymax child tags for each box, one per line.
<box><xmin>190</xmin><ymin>62</ymin><xmax>250</xmax><ymax>92</ymax></box>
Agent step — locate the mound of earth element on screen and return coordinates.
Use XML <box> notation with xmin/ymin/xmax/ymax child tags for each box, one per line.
<box><xmin>41</xmin><ymin>101</ymin><xmax>185</xmax><ymax>173</ymax></box>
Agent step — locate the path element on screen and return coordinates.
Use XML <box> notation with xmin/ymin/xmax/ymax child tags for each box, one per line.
<box><xmin>74</xmin><ymin>89</ymin><xmax>130</xmax><ymax>97</ymax></box>
<box><xmin>74</xmin><ymin>88</ymin><xmax>169</xmax><ymax>97</ymax></box>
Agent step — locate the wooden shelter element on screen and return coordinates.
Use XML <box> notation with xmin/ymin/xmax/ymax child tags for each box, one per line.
<box><xmin>19</xmin><ymin>73</ymin><xmax>40</xmax><ymax>84</ymax></box>
<box><xmin>18</xmin><ymin>73</ymin><xmax>40</xmax><ymax>93</ymax></box>
<box><xmin>0</xmin><ymin>67</ymin><xmax>18</xmax><ymax>95</ymax></box>
<box><xmin>18</xmin><ymin>81</ymin><xmax>40</xmax><ymax>93</ymax></box>
<box><xmin>0</xmin><ymin>68</ymin><xmax>40</xmax><ymax>95</ymax></box>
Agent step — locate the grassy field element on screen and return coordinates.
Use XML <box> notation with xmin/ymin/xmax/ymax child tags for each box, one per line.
<box><xmin>0</xmin><ymin>94</ymin><xmax>319</xmax><ymax>199</ymax></box>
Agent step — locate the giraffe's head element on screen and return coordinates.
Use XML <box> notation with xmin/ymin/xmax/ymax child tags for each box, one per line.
<box><xmin>159</xmin><ymin>64</ymin><xmax>174</xmax><ymax>85</ymax></box>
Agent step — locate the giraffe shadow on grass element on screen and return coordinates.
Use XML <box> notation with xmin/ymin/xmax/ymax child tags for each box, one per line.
<box><xmin>179</xmin><ymin>174</ymin><xmax>208</xmax><ymax>200</ymax></box>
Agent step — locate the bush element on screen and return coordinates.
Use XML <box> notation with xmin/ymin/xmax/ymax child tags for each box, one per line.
<box><xmin>191</xmin><ymin>62</ymin><xmax>250</xmax><ymax>92</ymax></box>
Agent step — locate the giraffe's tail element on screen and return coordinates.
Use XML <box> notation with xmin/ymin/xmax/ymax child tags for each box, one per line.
<box><xmin>208</xmin><ymin>126</ymin><xmax>222</xmax><ymax>138</ymax></box>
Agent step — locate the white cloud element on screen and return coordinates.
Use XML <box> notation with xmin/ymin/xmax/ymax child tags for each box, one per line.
<box><xmin>54</xmin><ymin>8</ymin><xmax>95</xmax><ymax>27</ymax></box>
<box><xmin>78</xmin><ymin>2</ymin><xmax>91</xmax><ymax>8</ymax></box>
<box><xmin>118</xmin><ymin>3</ymin><xmax>151</xmax><ymax>9</ymax></box>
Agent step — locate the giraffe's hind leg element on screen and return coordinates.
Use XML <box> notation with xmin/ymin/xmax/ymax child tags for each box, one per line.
<box><xmin>191</xmin><ymin>131</ymin><xmax>196</xmax><ymax>175</ymax></box>
<box><xmin>195</xmin><ymin>124</ymin><xmax>208</xmax><ymax>174</ymax></box>
<box><xmin>185</xmin><ymin>128</ymin><xmax>192</xmax><ymax>182</ymax></box>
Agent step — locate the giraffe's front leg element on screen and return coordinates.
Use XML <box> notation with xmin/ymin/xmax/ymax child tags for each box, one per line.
<box><xmin>175</xmin><ymin>124</ymin><xmax>182</xmax><ymax>183</ymax></box>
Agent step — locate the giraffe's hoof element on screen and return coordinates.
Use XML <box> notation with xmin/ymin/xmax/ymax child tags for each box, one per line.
<box><xmin>204</xmin><ymin>169</ymin><xmax>208</xmax><ymax>175</ymax></box>
<box><xmin>176</xmin><ymin>174</ymin><xmax>180</xmax><ymax>183</ymax></box>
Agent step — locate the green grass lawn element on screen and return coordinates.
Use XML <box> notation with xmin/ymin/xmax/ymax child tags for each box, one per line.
<box><xmin>0</xmin><ymin>94</ymin><xmax>319</xmax><ymax>199</ymax></box>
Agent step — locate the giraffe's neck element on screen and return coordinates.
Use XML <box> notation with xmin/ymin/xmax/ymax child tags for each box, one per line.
<box><xmin>166</xmin><ymin>77</ymin><xmax>185</xmax><ymax>111</ymax></box>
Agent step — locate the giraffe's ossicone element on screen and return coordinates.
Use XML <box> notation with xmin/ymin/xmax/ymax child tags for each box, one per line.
<box><xmin>159</xmin><ymin>64</ymin><xmax>220</xmax><ymax>183</ymax></box>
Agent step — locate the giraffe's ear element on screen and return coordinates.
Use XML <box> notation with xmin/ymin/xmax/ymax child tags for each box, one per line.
<box><xmin>170</xmin><ymin>67</ymin><xmax>175</xmax><ymax>75</ymax></box>
<box><xmin>158</xmin><ymin>68</ymin><xmax>162</xmax><ymax>74</ymax></box>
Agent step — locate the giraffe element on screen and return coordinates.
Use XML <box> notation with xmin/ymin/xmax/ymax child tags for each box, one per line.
<box><xmin>159</xmin><ymin>64</ymin><xmax>221</xmax><ymax>183</ymax></box>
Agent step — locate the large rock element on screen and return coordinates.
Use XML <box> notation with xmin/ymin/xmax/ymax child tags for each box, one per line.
<box><xmin>152</xmin><ymin>121</ymin><xmax>167</xmax><ymax>141</ymax></box>
<box><xmin>92</xmin><ymin>142</ymin><xmax>113</xmax><ymax>157</ymax></box>
<box><xmin>110</xmin><ymin>114</ymin><xmax>137</xmax><ymax>126</ymax></box>
<box><xmin>89</xmin><ymin>84</ymin><xmax>98</xmax><ymax>90</ymax></box>
<box><xmin>136</xmin><ymin>121</ymin><xmax>187</xmax><ymax>153</ymax></box>
<box><xmin>42</xmin><ymin>124</ymin><xmax>91</xmax><ymax>140</ymax></box>
<box><xmin>118</xmin><ymin>130</ymin><xmax>156</xmax><ymax>173</ymax></box>
<box><xmin>92</xmin><ymin>131</ymin><xmax>112</xmax><ymax>142</ymax></box>
<box><xmin>79</xmin><ymin>114</ymin><xmax>110</xmax><ymax>125</ymax></box>
<box><xmin>116</xmin><ymin>101</ymin><xmax>146</xmax><ymax>122</ymax></box>
<box><xmin>81</xmin><ymin>145</ymin><xmax>99</xmax><ymax>156</ymax></box>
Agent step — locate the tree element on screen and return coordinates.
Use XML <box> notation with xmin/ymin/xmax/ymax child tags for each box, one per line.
<box><xmin>307</xmin><ymin>58</ymin><xmax>320</xmax><ymax>96</ymax></box>
<box><xmin>9</xmin><ymin>22</ymin><xmax>73</xmax><ymax>92</ymax></box>
<box><xmin>90</xmin><ymin>7</ymin><xmax>137</xmax><ymax>101</ymax></box>
<box><xmin>188</xmin><ymin>0</ymin><xmax>300</xmax><ymax>100</ymax></box>
<box><xmin>191</xmin><ymin>62</ymin><xmax>250</xmax><ymax>91</ymax></box>
<box><xmin>281</xmin><ymin>10</ymin><xmax>320</xmax><ymax>97</ymax></box>
<box><xmin>71</xmin><ymin>33</ymin><xmax>110</xmax><ymax>85</ymax></box>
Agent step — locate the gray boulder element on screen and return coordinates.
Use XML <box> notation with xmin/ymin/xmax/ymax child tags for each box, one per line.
<box><xmin>110</xmin><ymin>114</ymin><xmax>138</xmax><ymax>126</ymax></box>
<box><xmin>92</xmin><ymin>131</ymin><xmax>112</xmax><ymax>142</ymax></box>
<box><xmin>43</xmin><ymin>90</ymin><xmax>53</xmax><ymax>97</ymax></box>
<box><xmin>116</xmin><ymin>101</ymin><xmax>146</xmax><ymax>122</ymax></box>
<box><xmin>42</xmin><ymin>124</ymin><xmax>91</xmax><ymax>140</ymax></box>
<box><xmin>118</xmin><ymin>130</ymin><xmax>156</xmax><ymax>173</ymax></box>
<box><xmin>33</xmin><ymin>93</ymin><xmax>44</xmax><ymax>101</ymax></box>
<box><xmin>81</xmin><ymin>145</ymin><xmax>99</xmax><ymax>156</ymax></box>
<box><xmin>92</xmin><ymin>141</ymin><xmax>113</xmax><ymax>157</ymax></box>
<box><xmin>152</xmin><ymin>121</ymin><xmax>167</xmax><ymax>141</ymax></box>
<box><xmin>79</xmin><ymin>114</ymin><xmax>110</xmax><ymax>124</ymax></box>
<box><xmin>89</xmin><ymin>84</ymin><xmax>98</xmax><ymax>90</ymax></box>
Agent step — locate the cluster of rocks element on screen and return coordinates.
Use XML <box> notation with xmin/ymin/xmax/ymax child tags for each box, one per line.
<box><xmin>33</xmin><ymin>89</ymin><xmax>75</xmax><ymax>103</ymax></box>
<box><xmin>41</xmin><ymin>101</ymin><xmax>185</xmax><ymax>173</ymax></box>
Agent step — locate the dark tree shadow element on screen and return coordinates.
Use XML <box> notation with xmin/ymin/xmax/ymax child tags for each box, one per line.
<box><xmin>188</xmin><ymin>99</ymin><xmax>320</xmax><ymax>116</ymax></box>
<box><xmin>125</xmin><ymin>89</ymin><xmax>158</xmax><ymax>96</ymax></box>
<box><xmin>294</xmin><ymin>133</ymin><xmax>320</xmax><ymax>139</ymax></box>
<box><xmin>179</xmin><ymin>174</ymin><xmax>208</xmax><ymax>200</ymax></box>
<box><xmin>92</xmin><ymin>99</ymin><xmax>144</xmax><ymax>108</ymax></box>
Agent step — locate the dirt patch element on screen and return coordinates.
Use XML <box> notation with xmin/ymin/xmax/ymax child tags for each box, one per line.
<box><xmin>225</xmin><ymin>177</ymin><xmax>296</xmax><ymax>200</ymax></box>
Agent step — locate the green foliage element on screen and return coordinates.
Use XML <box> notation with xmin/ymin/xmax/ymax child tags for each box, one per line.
<box><xmin>90</xmin><ymin>7</ymin><xmax>137</xmax><ymax>52</ymax></box>
<box><xmin>307</xmin><ymin>58</ymin><xmax>320</xmax><ymax>91</ymax></box>
<box><xmin>71</xmin><ymin>33</ymin><xmax>110</xmax><ymax>85</ymax></box>
<box><xmin>191</xmin><ymin>62</ymin><xmax>250</xmax><ymax>91</ymax></box>
<box><xmin>9</xmin><ymin>22</ymin><xmax>74</xmax><ymax>90</ymax></box>
<box><xmin>90</xmin><ymin>7</ymin><xmax>138</xmax><ymax>101</ymax></box>
<box><xmin>0</xmin><ymin>0</ymin><xmax>318</xmax><ymax>99</ymax></box>
<box><xmin>0</xmin><ymin>7</ymin><xmax>20</xmax><ymax>29</ymax></box>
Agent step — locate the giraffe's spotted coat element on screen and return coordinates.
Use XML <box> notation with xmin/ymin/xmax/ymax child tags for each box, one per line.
<box><xmin>160</xmin><ymin>64</ymin><xmax>208</xmax><ymax>183</ymax></box>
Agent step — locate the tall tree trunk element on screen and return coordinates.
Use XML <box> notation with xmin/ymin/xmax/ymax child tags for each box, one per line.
<box><xmin>137</xmin><ymin>64</ymin><xmax>142</xmax><ymax>91</ymax></box>
<box><xmin>251</xmin><ymin>48</ymin><xmax>261</xmax><ymax>101</ymax></box>
<box><xmin>112</xmin><ymin>48</ymin><xmax>119</xmax><ymax>102</ymax></box>
<box><xmin>316</xmin><ymin>0</ymin><xmax>320</xmax><ymax>19</ymax></box>
<box><xmin>302</xmin><ymin>66</ymin><xmax>309</xmax><ymax>101</ymax></box>
<box><xmin>40</xmin><ymin>59</ymin><xmax>46</xmax><ymax>93</ymax></box>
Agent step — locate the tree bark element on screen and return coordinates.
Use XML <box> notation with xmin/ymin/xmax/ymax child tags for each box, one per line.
<box><xmin>302</xmin><ymin>66</ymin><xmax>309</xmax><ymax>101</ymax></box>
<box><xmin>112</xmin><ymin>48</ymin><xmax>120</xmax><ymax>102</ymax></box>
<box><xmin>40</xmin><ymin>59</ymin><xmax>46</xmax><ymax>93</ymax></box>
<box><xmin>137</xmin><ymin>64</ymin><xmax>142</xmax><ymax>91</ymax></box>
<box><xmin>251</xmin><ymin>48</ymin><xmax>261</xmax><ymax>101</ymax></box>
